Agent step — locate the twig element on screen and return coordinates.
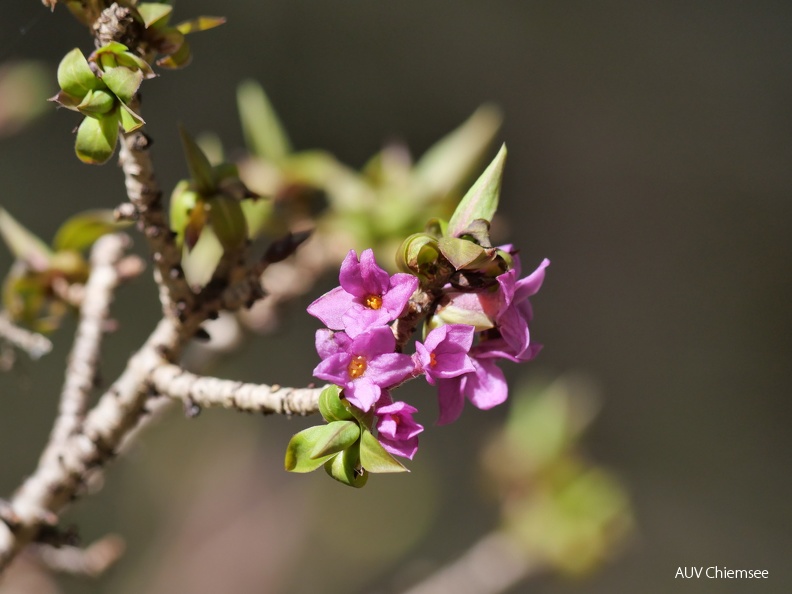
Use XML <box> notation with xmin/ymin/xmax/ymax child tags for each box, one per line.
<box><xmin>149</xmin><ymin>364</ymin><xmax>323</xmax><ymax>416</ymax></box>
<box><xmin>117</xmin><ymin>126</ymin><xmax>194</xmax><ymax>316</ymax></box>
<box><xmin>34</xmin><ymin>534</ymin><xmax>125</xmax><ymax>578</ymax></box>
<box><xmin>0</xmin><ymin>313</ymin><xmax>52</xmax><ymax>360</ymax></box>
<box><xmin>400</xmin><ymin>531</ymin><xmax>540</xmax><ymax>594</ymax></box>
<box><xmin>39</xmin><ymin>234</ymin><xmax>128</xmax><ymax>468</ymax></box>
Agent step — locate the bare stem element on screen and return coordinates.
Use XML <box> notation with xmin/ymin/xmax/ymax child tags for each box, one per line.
<box><xmin>149</xmin><ymin>363</ymin><xmax>323</xmax><ymax>416</ymax></box>
<box><xmin>400</xmin><ymin>531</ymin><xmax>539</xmax><ymax>594</ymax></box>
<box><xmin>0</xmin><ymin>313</ymin><xmax>52</xmax><ymax>360</ymax></box>
<box><xmin>39</xmin><ymin>234</ymin><xmax>128</xmax><ymax>469</ymax></box>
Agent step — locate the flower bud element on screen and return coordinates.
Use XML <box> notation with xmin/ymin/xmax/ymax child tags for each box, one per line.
<box><xmin>396</xmin><ymin>232</ymin><xmax>439</xmax><ymax>276</ymax></box>
<box><xmin>318</xmin><ymin>384</ymin><xmax>354</xmax><ymax>422</ymax></box>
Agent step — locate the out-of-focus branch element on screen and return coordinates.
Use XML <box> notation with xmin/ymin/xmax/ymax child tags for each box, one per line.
<box><xmin>0</xmin><ymin>313</ymin><xmax>52</xmax><ymax>360</ymax></box>
<box><xmin>149</xmin><ymin>363</ymin><xmax>322</xmax><ymax>416</ymax></box>
<box><xmin>400</xmin><ymin>531</ymin><xmax>539</xmax><ymax>594</ymax></box>
<box><xmin>34</xmin><ymin>534</ymin><xmax>125</xmax><ymax>578</ymax></box>
<box><xmin>39</xmin><ymin>234</ymin><xmax>129</xmax><ymax>468</ymax></box>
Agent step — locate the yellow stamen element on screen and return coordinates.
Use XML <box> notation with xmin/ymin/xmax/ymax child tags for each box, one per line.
<box><xmin>364</xmin><ymin>294</ymin><xmax>383</xmax><ymax>310</ymax></box>
<box><xmin>347</xmin><ymin>355</ymin><xmax>367</xmax><ymax>379</ymax></box>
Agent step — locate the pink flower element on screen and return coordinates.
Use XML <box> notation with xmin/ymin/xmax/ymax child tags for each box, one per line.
<box><xmin>313</xmin><ymin>325</ymin><xmax>415</xmax><ymax>412</ymax></box>
<box><xmin>375</xmin><ymin>398</ymin><xmax>424</xmax><ymax>460</ymax></box>
<box><xmin>414</xmin><ymin>324</ymin><xmax>476</xmax><ymax>384</ymax></box>
<box><xmin>307</xmin><ymin>249</ymin><xmax>418</xmax><ymax>337</ymax></box>
<box><xmin>436</xmin><ymin>356</ymin><xmax>508</xmax><ymax>425</ymax></box>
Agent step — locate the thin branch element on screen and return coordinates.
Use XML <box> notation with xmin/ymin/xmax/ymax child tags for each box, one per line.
<box><xmin>39</xmin><ymin>234</ymin><xmax>128</xmax><ymax>468</ymax></box>
<box><xmin>149</xmin><ymin>363</ymin><xmax>323</xmax><ymax>416</ymax></box>
<box><xmin>34</xmin><ymin>534</ymin><xmax>125</xmax><ymax>578</ymax></box>
<box><xmin>0</xmin><ymin>315</ymin><xmax>198</xmax><ymax>571</ymax></box>
<box><xmin>117</xmin><ymin>127</ymin><xmax>194</xmax><ymax>316</ymax></box>
<box><xmin>400</xmin><ymin>531</ymin><xmax>539</xmax><ymax>594</ymax></box>
<box><xmin>0</xmin><ymin>312</ymin><xmax>52</xmax><ymax>360</ymax></box>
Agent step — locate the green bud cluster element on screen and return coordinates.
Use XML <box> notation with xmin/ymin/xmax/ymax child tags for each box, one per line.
<box><xmin>0</xmin><ymin>209</ymin><xmax>129</xmax><ymax>332</ymax></box>
<box><xmin>52</xmin><ymin>43</ymin><xmax>153</xmax><ymax>164</ymax></box>
<box><xmin>170</xmin><ymin>128</ymin><xmax>259</xmax><ymax>288</ymax></box>
<box><xmin>284</xmin><ymin>385</ymin><xmax>408</xmax><ymax>488</ymax></box>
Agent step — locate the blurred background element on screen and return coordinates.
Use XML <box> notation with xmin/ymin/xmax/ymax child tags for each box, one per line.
<box><xmin>0</xmin><ymin>1</ymin><xmax>790</xmax><ymax>592</ymax></box>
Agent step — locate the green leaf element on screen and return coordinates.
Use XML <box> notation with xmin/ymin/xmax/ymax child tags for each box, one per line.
<box><xmin>136</xmin><ymin>2</ymin><xmax>173</xmax><ymax>28</ymax></box>
<box><xmin>446</xmin><ymin>144</ymin><xmax>507</xmax><ymax>238</ymax></box>
<box><xmin>175</xmin><ymin>16</ymin><xmax>226</xmax><ymax>35</ymax></box>
<box><xmin>76</xmin><ymin>89</ymin><xmax>115</xmax><ymax>115</ymax></box>
<box><xmin>207</xmin><ymin>196</ymin><xmax>247</xmax><ymax>250</ymax></box>
<box><xmin>309</xmin><ymin>421</ymin><xmax>360</xmax><ymax>459</ymax></box>
<box><xmin>359</xmin><ymin>429</ymin><xmax>408</xmax><ymax>473</ymax></box>
<box><xmin>178</xmin><ymin>125</ymin><xmax>215</xmax><ymax>194</ymax></box>
<box><xmin>318</xmin><ymin>384</ymin><xmax>354</xmax><ymax>422</ymax></box>
<box><xmin>53</xmin><ymin>210</ymin><xmax>131</xmax><ymax>253</ymax></box>
<box><xmin>285</xmin><ymin>425</ymin><xmax>338</xmax><ymax>473</ymax></box>
<box><xmin>118</xmin><ymin>102</ymin><xmax>145</xmax><ymax>133</ymax></box>
<box><xmin>0</xmin><ymin>209</ymin><xmax>53</xmax><ymax>271</ymax></box>
<box><xmin>74</xmin><ymin>114</ymin><xmax>118</xmax><ymax>165</ymax></box>
<box><xmin>157</xmin><ymin>37</ymin><xmax>192</xmax><ymax>69</ymax></box>
<box><xmin>181</xmin><ymin>223</ymin><xmax>223</xmax><ymax>289</ymax></box>
<box><xmin>437</xmin><ymin>236</ymin><xmax>486</xmax><ymax>270</ymax></box>
<box><xmin>237</xmin><ymin>80</ymin><xmax>292</xmax><ymax>160</ymax></box>
<box><xmin>324</xmin><ymin>440</ymin><xmax>368</xmax><ymax>487</ymax></box>
<box><xmin>169</xmin><ymin>180</ymin><xmax>199</xmax><ymax>248</ymax></box>
<box><xmin>101</xmin><ymin>67</ymin><xmax>143</xmax><ymax>104</ymax></box>
<box><xmin>57</xmin><ymin>48</ymin><xmax>102</xmax><ymax>99</ymax></box>
<box><xmin>415</xmin><ymin>105</ymin><xmax>502</xmax><ymax>197</ymax></box>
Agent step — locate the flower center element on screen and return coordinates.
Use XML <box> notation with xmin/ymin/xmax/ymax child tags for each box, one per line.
<box><xmin>347</xmin><ymin>355</ymin><xmax>368</xmax><ymax>379</ymax></box>
<box><xmin>429</xmin><ymin>352</ymin><xmax>438</xmax><ymax>367</ymax></box>
<box><xmin>364</xmin><ymin>294</ymin><xmax>383</xmax><ymax>310</ymax></box>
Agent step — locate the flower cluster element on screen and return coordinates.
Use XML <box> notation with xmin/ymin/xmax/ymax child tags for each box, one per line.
<box><xmin>302</xmin><ymin>247</ymin><xmax>548</xmax><ymax>471</ymax></box>
<box><xmin>285</xmin><ymin>145</ymin><xmax>550</xmax><ymax>487</ymax></box>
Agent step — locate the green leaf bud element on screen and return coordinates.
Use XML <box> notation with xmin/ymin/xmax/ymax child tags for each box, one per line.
<box><xmin>324</xmin><ymin>440</ymin><xmax>368</xmax><ymax>488</ymax></box>
<box><xmin>74</xmin><ymin>114</ymin><xmax>119</xmax><ymax>165</ymax></box>
<box><xmin>57</xmin><ymin>48</ymin><xmax>103</xmax><ymax>99</ymax></box>
<box><xmin>359</xmin><ymin>429</ymin><xmax>408</xmax><ymax>473</ymax></box>
<box><xmin>309</xmin><ymin>421</ymin><xmax>361</xmax><ymax>459</ymax></box>
<box><xmin>318</xmin><ymin>384</ymin><xmax>354</xmax><ymax>421</ymax></box>
<box><xmin>284</xmin><ymin>425</ymin><xmax>338</xmax><ymax>473</ymax></box>
<box><xmin>207</xmin><ymin>196</ymin><xmax>248</xmax><ymax>251</ymax></box>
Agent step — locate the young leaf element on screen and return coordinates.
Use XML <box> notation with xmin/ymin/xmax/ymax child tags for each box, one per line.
<box><xmin>324</xmin><ymin>440</ymin><xmax>368</xmax><ymax>488</ymax></box>
<box><xmin>0</xmin><ymin>209</ymin><xmax>53</xmax><ymax>271</ymax></box>
<box><xmin>237</xmin><ymin>80</ymin><xmax>292</xmax><ymax>160</ymax></box>
<box><xmin>175</xmin><ymin>16</ymin><xmax>227</xmax><ymax>35</ymax></box>
<box><xmin>57</xmin><ymin>48</ymin><xmax>102</xmax><ymax>99</ymax></box>
<box><xmin>309</xmin><ymin>420</ymin><xmax>360</xmax><ymax>459</ymax></box>
<box><xmin>53</xmin><ymin>210</ymin><xmax>131</xmax><ymax>253</ymax></box>
<box><xmin>118</xmin><ymin>102</ymin><xmax>145</xmax><ymax>133</ymax></box>
<box><xmin>285</xmin><ymin>425</ymin><xmax>338</xmax><ymax>473</ymax></box>
<box><xmin>359</xmin><ymin>430</ymin><xmax>408</xmax><ymax>473</ymax></box>
<box><xmin>446</xmin><ymin>144</ymin><xmax>507</xmax><ymax>238</ymax></box>
<box><xmin>101</xmin><ymin>67</ymin><xmax>143</xmax><ymax>104</ymax></box>
<box><xmin>318</xmin><ymin>384</ymin><xmax>354</xmax><ymax>422</ymax></box>
<box><xmin>136</xmin><ymin>2</ymin><xmax>173</xmax><ymax>29</ymax></box>
<box><xmin>157</xmin><ymin>38</ymin><xmax>192</xmax><ymax>69</ymax></box>
<box><xmin>77</xmin><ymin>89</ymin><xmax>115</xmax><ymax>115</ymax></box>
<box><xmin>415</xmin><ymin>104</ymin><xmax>502</xmax><ymax>197</ymax></box>
<box><xmin>178</xmin><ymin>125</ymin><xmax>215</xmax><ymax>194</ymax></box>
<box><xmin>181</xmin><ymin>224</ymin><xmax>223</xmax><ymax>289</ymax></box>
<box><xmin>75</xmin><ymin>114</ymin><xmax>119</xmax><ymax>165</ymax></box>
<box><xmin>437</xmin><ymin>236</ymin><xmax>486</xmax><ymax>270</ymax></box>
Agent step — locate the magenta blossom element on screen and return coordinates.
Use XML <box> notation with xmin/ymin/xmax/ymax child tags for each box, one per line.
<box><xmin>436</xmin><ymin>356</ymin><xmax>508</xmax><ymax>425</ymax></box>
<box><xmin>375</xmin><ymin>396</ymin><xmax>424</xmax><ymax>460</ymax></box>
<box><xmin>313</xmin><ymin>325</ymin><xmax>415</xmax><ymax>412</ymax></box>
<box><xmin>307</xmin><ymin>249</ymin><xmax>418</xmax><ymax>337</ymax></box>
<box><xmin>414</xmin><ymin>324</ymin><xmax>476</xmax><ymax>384</ymax></box>
<box><xmin>493</xmin><ymin>258</ymin><xmax>549</xmax><ymax>359</ymax></box>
